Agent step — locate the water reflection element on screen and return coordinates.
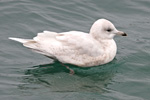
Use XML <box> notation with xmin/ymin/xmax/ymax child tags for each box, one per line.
<box><xmin>22</xmin><ymin>59</ymin><xmax>121</xmax><ymax>93</ymax></box>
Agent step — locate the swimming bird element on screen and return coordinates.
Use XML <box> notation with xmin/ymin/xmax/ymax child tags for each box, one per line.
<box><xmin>9</xmin><ymin>19</ymin><xmax>127</xmax><ymax>68</ymax></box>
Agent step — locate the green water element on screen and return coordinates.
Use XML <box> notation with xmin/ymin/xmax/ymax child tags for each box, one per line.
<box><xmin>1</xmin><ymin>0</ymin><xmax>150</xmax><ymax>100</ymax></box>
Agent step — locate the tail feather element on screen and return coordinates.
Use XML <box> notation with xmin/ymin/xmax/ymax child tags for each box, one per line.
<box><xmin>9</xmin><ymin>37</ymin><xmax>32</xmax><ymax>43</ymax></box>
<box><xmin>9</xmin><ymin>37</ymin><xmax>39</xmax><ymax>50</ymax></box>
<box><xmin>8</xmin><ymin>31</ymin><xmax>57</xmax><ymax>57</ymax></box>
<box><xmin>23</xmin><ymin>41</ymin><xmax>39</xmax><ymax>49</ymax></box>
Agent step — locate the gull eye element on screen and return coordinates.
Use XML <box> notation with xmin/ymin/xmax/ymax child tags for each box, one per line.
<box><xmin>106</xmin><ymin>28</ymin><xmax>112</xmax><ymax>32</ymax></box>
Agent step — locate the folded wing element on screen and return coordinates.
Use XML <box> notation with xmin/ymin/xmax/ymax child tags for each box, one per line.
<box><xmin>9</xmin><ymin>31</ymin><xmax>103</xmax><ymax>66</ymax></box>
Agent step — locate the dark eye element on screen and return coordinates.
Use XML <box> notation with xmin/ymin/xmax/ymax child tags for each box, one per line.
<box><xmin>107</xmin><ymin>28</ymin><xmax>112</xmax><ymax>32</ymax></box>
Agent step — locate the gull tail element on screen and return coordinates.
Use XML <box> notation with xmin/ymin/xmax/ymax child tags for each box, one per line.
<box><xmin>9</xmin><ymin>37</ymin><xmax>32</xmax><ymax>43</ymax></box>
<box><xmin>9</xmin><ymin>37</ymin><xmax>38</xmax><ymax>49</ymax></box>
<box><xmin>9</xmin><ymin>37</ymin><xmax>40</xmax><ymax>52</ymax></box>
<box><xmin>9</xmin><ymin>37</ymin><xmax>53</xmax><ymax>57</ymax></box>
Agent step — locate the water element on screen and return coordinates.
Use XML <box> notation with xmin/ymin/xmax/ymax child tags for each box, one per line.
<box><xmin>1</xmin><ymin>0</ymin><xmax>150</xmax><ymax>100</ymax></box>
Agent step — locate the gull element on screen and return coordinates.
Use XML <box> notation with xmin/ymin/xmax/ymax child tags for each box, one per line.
<box><xmin>9</xmin><ymin>19</ymin><xmax>127</xmax><ymax>70</ymax></box>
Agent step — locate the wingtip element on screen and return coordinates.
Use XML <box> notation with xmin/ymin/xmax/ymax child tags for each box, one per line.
<box><xmin>8</xmin><ymin>37</ymin><xmax>15</xmax><ymax>40</ymax></box>
<box><xmin>8</xmin><ymin>37</ymin><xmax>13</xmax><ymax>39</ymax></box>
<box><xmin>8</xmin><ymin>37</ymin><xmax>26</xmax><ymax>43</ymax></box>
<box><xmin>8</xmin><ymin>37</ymin><xmax>19</xmax><ymax>41</ymax></box>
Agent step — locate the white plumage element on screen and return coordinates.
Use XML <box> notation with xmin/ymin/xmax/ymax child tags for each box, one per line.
<box><xmin>9</xmin><ymin>19</ymin><xmax>127</xmax><ymax>67</ymax></box>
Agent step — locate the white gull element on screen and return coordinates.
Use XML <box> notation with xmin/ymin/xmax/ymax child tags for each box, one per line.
<box><xmin>9</xmin><ymin>19</ymin><xmax>127</xmax><ymax>67</ymax></box>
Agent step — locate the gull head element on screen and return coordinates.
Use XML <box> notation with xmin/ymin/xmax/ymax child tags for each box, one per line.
<box><xmin>90</xmin><ymin>19</ymin><xmax>127</xmax><ymax>39</ymax></box>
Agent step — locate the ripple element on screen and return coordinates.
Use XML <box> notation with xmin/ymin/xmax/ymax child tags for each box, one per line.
<box><xmin>1</xmin><ymin>0</ymin><xmax>150</xmax><ymax>100</ymax></box>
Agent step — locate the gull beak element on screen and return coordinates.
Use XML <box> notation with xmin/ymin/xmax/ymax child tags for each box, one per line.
<box><xmin>116</xmin><ymin>31</ymin><xmax>127</xmax><ymax>36</ymax></box>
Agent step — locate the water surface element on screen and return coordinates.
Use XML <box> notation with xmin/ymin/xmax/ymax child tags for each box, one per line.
<box><xmin>1</xmin><ymin>0</ymin><xmax>150</xmax><ymax>100</ymax></box>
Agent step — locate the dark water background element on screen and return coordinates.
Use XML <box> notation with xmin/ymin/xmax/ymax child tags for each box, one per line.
<box><xmin>1</xmin><ymin>0</ymin><xmax>150</xmax><ymax>100</ymax></box>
